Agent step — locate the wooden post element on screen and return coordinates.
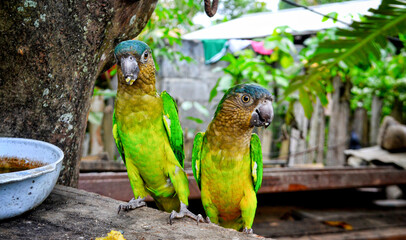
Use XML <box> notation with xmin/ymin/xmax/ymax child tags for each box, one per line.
<box><xmin>102</xmin><ymin>102</ymin><xmax>116</xmax><ymax>160</ymax></box>
<box><xmin>257</xmin><ymin>128</ymin><xmax>272</xmax><ymax>161</ymax></box>
<box><xmin>89</xmin><ymin>96</ymin><xmax>105</xmax><ymax>156</ymax></box>
<box><xmin>308</xmin><ymin>98</ymin><xmax>325</xmax><ymax>164</ymax></box>
<box><xmin>326</xmin><ymin>76</ymin><xmax>351</xmax><ymax>166</ymax></box>
<box><xmin>288</xmin><ymin>101</ymin><xmax>308</xmax><ymax>166</ymax></box>
<box><xmin>278</xmin><ymin>125</ymin><xmax>290</xmax><ymax>162</ymax></box>
<box><xmin>353</xmin><ymin>107</ymin><xmax>369</xmax><ymax>147</ymax></box>
<box><xmin>370</xmin><ymin>95</ymin><xmax>383</xmax><ymax>145</ymax></box>
<box><xmin>104</xmin><ymin>75</ymin><xmax>119</xmax><ymax>161</ymax></box>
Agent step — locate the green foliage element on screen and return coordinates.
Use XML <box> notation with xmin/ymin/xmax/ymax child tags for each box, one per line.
<box><xmin>93</xmin><ymin>88</ymin><xmax>117</xmax><ymax>99</ymax></box>
<box><xmin>186</xmin><ymin>116</ymin><xmax>204</xmax><ymax>124</ymax></box>
<box><xmin>285</xmin><ymin>0</ymin><xmax>406</xmax><ymax>105</ymax></box>
<box><xmin>218</xmin><ymin>0</ymin><xmax>268</xmax><ymax>20</ymax></box>
<box><xmin>88</xmin><ymin>112</ymin><xmax>103</xmax><ymax>125</ymax></box>
<box><xmin>207</xmin><ymin>0</ymin><xmax>406</xmax><ymax>121</ymax></box>
<box><xmin>279</xmin><ymin>0</ymin><xmax>406</xmax><ymax>120</ymax></box>
<box><xmin>209</xmin><ymin>27</ymin><xmax>299</xmax><ymax>102</ymax></box>
<box><xmin>137</xmin><ymin>0</ymin><xmax>200</xmax><ymax>70</ymax></box>
<box><xmin>181</xmin><ymin>101</ymin><xmax>210</xmax><ymax>124</ymax></box>
<box><xmin>208</xmin><ymin>0</ymin><xmax>406</xmax><ymax>121</ymax></box>
<box><xmin>350</xmin><ymin>47</ymin><xmax>406</xmax><ymax>116</ymax></box>
<box><xmin>322</xmin><ymin>12</ymin><xmax>338</xmax><ymax>23</ymax></box>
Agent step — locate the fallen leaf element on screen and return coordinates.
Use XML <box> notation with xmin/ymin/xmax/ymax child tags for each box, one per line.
<box><xmin>323</xmin><ymin>221</ymin><xmax>353</xmax><ymax>230</ymax></box>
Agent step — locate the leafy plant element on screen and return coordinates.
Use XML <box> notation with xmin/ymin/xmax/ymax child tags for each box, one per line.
<box><xmin>181</xmin><ymin>101</ymin><xmax>210</xmax><ymax>124</ymax></box>
<box><xmin>93</xmin><ymin>88</ymin><xmax>117</xmax><ymax>99</ymax></box>
<box><xmin>137</xmin><ymin>0</ymin><xmax>201</xmax><ymax>70</ymax></box>
<box><xmin>350</xmin><ymin>46</ymin><xmax>406</xmax><ymax>116</ymax></box>
<box><xmin>217</xmin><ymin>0</ymin><xmax>268</xmax><ymax>20</ymax></box>
<box><xmin>209</xmin><ymin>50</ymin><xmax>269</xmax><ymax>102</ymax></box>
<box><xmin>209</xmin><ymin>27</ymin><xmax>299</xmax><ymax>102</ymax></box>
<box><xmin>284</xmin><ymin>0</ymin><xmax>406</xmax><ymax>118</ymax></box>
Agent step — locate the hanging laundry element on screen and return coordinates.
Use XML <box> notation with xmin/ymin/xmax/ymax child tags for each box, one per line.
<box><xmin>251</xmin><ymin>41</ymin><xmax>273</xmax><ymax>55</ymax></box>
<box><xmin>201</xmin><ymin>39</ymin><xmax>229</xmax><ymax>64</ymax></box>
<box><xmin>228</xmin><ymin>39</ymin><xmax>252</xmax><ymax>53</ymax></box>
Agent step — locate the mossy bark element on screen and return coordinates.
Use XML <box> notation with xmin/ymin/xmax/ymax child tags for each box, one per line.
<box><xmin>0</xmin><ymin>0</ymin><xmax>157</xmax><ymax>187</ymax></box>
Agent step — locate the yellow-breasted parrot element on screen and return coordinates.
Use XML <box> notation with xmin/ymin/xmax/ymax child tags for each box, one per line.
<box><xmin>113</xmin><ymin>40</ymin><xmax>203</xmax><ymax>224</ymax></box>
<box><xmin>191</xmin><ymin>84</ymin><xmax>273</xmax><ymax>233</ymax></box>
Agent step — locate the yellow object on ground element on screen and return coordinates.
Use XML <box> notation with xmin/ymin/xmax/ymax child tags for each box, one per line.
<box><xmin>323</xmin><ymin>221</ymin><xmax>353</xmax><ymax>230</ymax></box>
<box><xmin>95</xmin><ymin>230</ymin><xmax>126</xmax><ymax>240</ymax></box>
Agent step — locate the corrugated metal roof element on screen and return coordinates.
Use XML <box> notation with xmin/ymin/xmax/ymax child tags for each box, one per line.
<box><xmin>182</xmin><ymin>0</ymin><xmax>381</xmax><ymax>40</ymax></box>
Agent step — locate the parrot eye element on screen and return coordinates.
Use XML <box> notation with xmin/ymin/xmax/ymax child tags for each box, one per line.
<box><xmin>241</xmin><ymin>95</ymin><xmax>250</xmax><ymax>103</ymax></box>
<box><xmin>142</xmin><ymin>51</ymin><xmax>149</xmax><ymax>62</ymax></box>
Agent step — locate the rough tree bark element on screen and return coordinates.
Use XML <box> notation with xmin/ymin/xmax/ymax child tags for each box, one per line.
<box><xmin>0</xmin><ymin>0</ymin><xmax>157</xmax><ymax>187</ymax></box>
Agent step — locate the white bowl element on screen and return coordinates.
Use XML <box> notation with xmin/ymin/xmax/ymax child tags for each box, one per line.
<box><xmin>0</xmin><ymin>137</ymin><xmax>64</xmax><ymax>220</ymax></box>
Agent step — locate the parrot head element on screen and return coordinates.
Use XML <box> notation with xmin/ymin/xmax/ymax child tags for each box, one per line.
<box><xmin>214</xmin><ymin>84</ymin><xmax>274</xmax><ymax>129</ymax></box>
<box><xmin>114</xmin><ymin>40</ymin><xmax>154</xmax><ymax>86</ymax></box>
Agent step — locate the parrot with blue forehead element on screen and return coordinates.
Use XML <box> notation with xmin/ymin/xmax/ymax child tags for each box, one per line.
<box><xmin>113</xmin><ymin>40</ymin><xmax>203</xmax><ymax>224</ymax></box>
<box><xmin>192</xmin><ymin>84</ymin><xmax>273</xmax><ymax>233</ymax></box>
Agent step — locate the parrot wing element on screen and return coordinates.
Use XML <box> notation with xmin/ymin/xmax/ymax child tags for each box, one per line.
<box><xmin>191</xmin><ymin>132</ymin><xmax>204</xmax><ymax>189</ymax></box>
<box><xmin>112</xmin><ymin>110</ymin><xmax>125</xmax><ymax>164</ymax></box>
<box><xmin>161</xmin><ymin>91</ymin><xmax>185</xmax><ymax>168</ymax></box>
<box><xmin>250</xmin><ymin>133</ymin><xmax>263</xmax><ymax>193</ymax></box>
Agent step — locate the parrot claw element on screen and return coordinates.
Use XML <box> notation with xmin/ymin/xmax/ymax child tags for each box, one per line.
<box><xmin>196</xmin><ymin>214</ymin><xmax>204</xmax><ymax>225</ymax></box>
<box><xmin>168</xmin><ymin>202</ymin><xmax>206</xmax><ymax>225</ymax></box>
<box><xmin>117</xmin><ymin>197</ymin><xmax>146</xmax><ymax>214</ymax></box>
<box><xmin>243</xmin><ymin>227</ymin><xmax>253</xmax><ymax>234</ymax></box>
<box><xmin>205</xmin><ymin>216</ymin><xmax>211</xmax><ymax>223</ymax></box>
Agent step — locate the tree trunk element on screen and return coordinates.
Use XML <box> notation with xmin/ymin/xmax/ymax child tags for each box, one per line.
<box><xmin>0</xmin><ymin>0</ymin><xmax>157</xmax><ymax>187</ymax></box>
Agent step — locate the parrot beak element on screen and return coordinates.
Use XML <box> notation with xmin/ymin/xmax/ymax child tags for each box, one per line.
<box><xmin>120</xmin><ymin>55</ymin><xmax>139</xmax><ymax>86</ymax></box>
<box><xmin>250</xmin><ymin>99</ymin><xmax>274</xmax><ymax>128</ymax></box>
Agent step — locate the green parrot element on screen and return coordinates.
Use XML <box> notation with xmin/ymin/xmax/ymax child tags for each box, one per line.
<box><xmin>192</xmin><ymin>84</ymin><xmax>273</xmax><ymax>233</ymax></box>
<box><xmin>113</xmin><ymin>40</ymin><xmax>203</xmax><ymax>224</ymax></box>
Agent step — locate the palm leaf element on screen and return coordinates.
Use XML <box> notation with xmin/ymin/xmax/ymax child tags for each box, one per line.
<box><xmin>285</xmin><ymin>0</ymin><xmax>406</xmax><ymax>99</ymax></box>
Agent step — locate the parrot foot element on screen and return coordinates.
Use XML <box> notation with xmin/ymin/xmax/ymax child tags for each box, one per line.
<box><xmin>205</xmin><ymin>216</ymin><xmax>211</xmax><ymax>223</ymax></box>
<box><xmin>168</xmin><ymin>202</ymin><xmax>206</xmax><ymax>225</ymax></box>
<box><xmin>242</xmin><ymin>227</ymin><xmax>253</xmax><ymax>234</ymax></box>
<box><xmin>117</xmin><ymin>197</ymin><xmax>146</xmax><ymax>214</ymax></box>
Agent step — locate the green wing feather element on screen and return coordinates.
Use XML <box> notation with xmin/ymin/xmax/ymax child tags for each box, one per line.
<box><xmin>161</xmin><ymin>91</ymin><xmax>185</xmax><ymax>168</ymax></box>
<box><xmin>112</xmin><ymin>110</ymin><xmax>125</xmax><ymax>163</ymax></box>
<box><xmin>250</xmin><ymin>133</ymin><xmax>263</xmax><ymax>193</ymax></box>
<box><xmin>191</xmin><ymin>132</ymin><xmax>204</xmax><ymax>189</ymax></box>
